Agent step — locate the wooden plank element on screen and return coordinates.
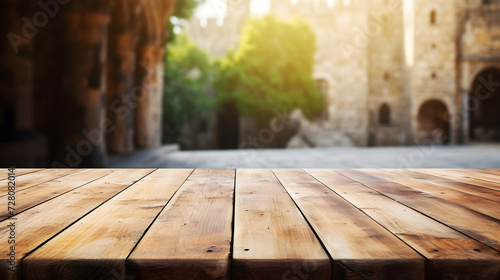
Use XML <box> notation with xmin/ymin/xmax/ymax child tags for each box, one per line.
<box><xmin>0</xmin><ymin>169</ymin><xmax>154</xmax><ymax>280</ymax></box>
<box><xmin>337</xmin><ymin>169</ymin><xmax>500</xmax><ymax>252</ymax></box>
<box><xmin>471</xmin><ymin>168</ymin><xmax>500</xmax><ymax>177</ymax></box>
<box><xmin>0</xmin><ymin>169</ymin><xmax>116</xmax><ymax>222</ymax></box>
<box><xmin>446</xmin><ymin>169</ymin><xmax>500</xmax><ymax>184</ymax></box>
<box><xmin>483</xmin><ymin>169</ymin><xmax>500</xmax><ymax>175</ymax></box>
<box><xmin>413</xmin><ymin>169</ymin><xmax>500</xmax><ymax>193</ymax></box>
<box><xmin>307</xmin><ymin>169</ymin><xmax>500</xmax><ymax>279</ymax></box>
<box><xmin>362</xmin><ymin>169</ymin><xmax>500</xmax><ymax>220</ymax></box>
<box><xmin>128</xmin><ymin>169</ymin><xmax>235</xmax><ymax>280</ymax></box>
<box><xmin>23</xmin><ymin>169</ymin><xmax>193</xmax><ymax>280</ymax></box>
<box><xmin>272</xmin><ymin>169</ymin><xmax>424</xmax><ymax>280</ymax></box>
<box><xmin>387</xmin><ymin>169</ymin><xmax>500</xmax><ymax>203</ymax></box>
<box><xmin>0</xmin><ymin>169</ymin><xmax>79</xmax><ymax>196</ymax></box>
<box><xmin>232</xmin><ymin>169</ymin><xmax>331</xmax><ymax>280</ymax></box>
<box><xmin>0</xmin><ymin>169</ymin><xmax>43</xmax><ymax>180</ymax></box>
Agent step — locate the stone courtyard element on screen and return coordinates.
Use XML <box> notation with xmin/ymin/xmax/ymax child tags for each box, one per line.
<box><xmin>110</xmin><ymin>144</ymin><xmax>500</xmax><ymax>168</ymax></box>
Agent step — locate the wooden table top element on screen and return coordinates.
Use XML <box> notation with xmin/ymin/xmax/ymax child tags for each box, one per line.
<box><xmin>1</xmin><ymin>168</ymin><xmax>500</xmax><ymax>280</ymax></box>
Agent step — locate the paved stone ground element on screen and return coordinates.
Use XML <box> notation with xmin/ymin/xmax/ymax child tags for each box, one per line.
<box><xmin>116</xmin><ymin>143</ymin><xmax>500</xmax><ymax>168</ymax></box>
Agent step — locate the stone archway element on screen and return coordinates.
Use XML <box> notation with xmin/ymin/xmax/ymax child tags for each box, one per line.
<box><xmin>469</xmin><ymin>67</ymin><xmax>500</xmax><ymax>142</ymax></box>
<box><xmin>417</xmin><ymin>99</ymin><xmax>450</xmax><ymax>144</ymax></box>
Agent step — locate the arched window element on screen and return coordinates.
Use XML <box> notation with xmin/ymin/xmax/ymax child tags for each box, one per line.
<box><xmin>418</xmin><ymin>99</ymin><xmax>450</xmax><ymax>144</ymax></box>
<box><xmin>316</xmin><ymin>79</ymin><xmax>328</xmax><ymax>95</ymax></box>
<box><xmin>315</xmin><ymin>79</ymin><xmax>329</xmax><ymax>120</ymax></box>
<box><xmin>383</xmin><ymin>72</ymin><xmax>390</xmax><ymax>81</ymax></box>
<box><xmin>430</xmin><ymin>10</ymin><xmax>437</xmax><ymax>25</ymax></box>
<box><xmin>379</xmin><ymin>103</ymin><xmax>391</xmax><ymax>125</ymax></box>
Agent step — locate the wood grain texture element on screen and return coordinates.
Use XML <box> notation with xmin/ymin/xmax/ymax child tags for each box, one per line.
<box><xmin>307</xmin><ymin>169</ymin><xmax>500</xmax><ymax>280</ymax></box>
<box><xmin>0</xmin><ymin>169</ymin><xmax>43</xmax><ymax>180</ymax></box>
<box><xmin>483</xmin><ymin>169</ymin><xmax>500</xmax><ymax>175</ymax></box>
<box><xmin>0</xmin><ymin>169</ymin><xmax>154</xmax><ymax>280</ymax></box>
<box><xmin>272</xmin><ymin>169</ymin><xmax>424</xmax><ymax>280</ymax></box>
<box><xmin>388</xmin><ymin>169</ymin><xmax>500</xmax><ymax>203</ymax></box>
<box><xmin>128</xmin><ymin>169</ymin><xmax>235</xmax><ymax>280</ymax></box>
<box><xmin>445</xmin><ymin>169</ymin><xmax>500</xmax><ymax>184</ymax></box>
<box><xmin>363</xmin><ymin>169</ymin><xmax>500</xmax><ymax>220</ymax></box>
<box><xmin>0</xmin><ymin>169</ymin><xmax>115</xmax><ymax>222</ymax></box>
<box><xmin>22</xmin><ymin>169</ymin><xmax>193</xmax><ymax>280</ymax></box>
<box><xmin>410</xmin><ymin>169</ymin><xmax>500</xmax><ymax>193</ymax></box>
<box><xmin>337</xmin><ymin>169</ymin><xmax>500</xmax><ymax>252</ymax></box>
<box><xmin>4</xmin><ymin>168</ymin><xmax>500</xmax><ymax>280</ymax></box>
<box><xmin>232</xmin><ymin>169</ymin><xmax>331</xmax><ymax>280</ymax></box>
<box><xmin>0</xmin><ymin>169</ymin><xmax>79</xmax><ymax>196</ymax></box>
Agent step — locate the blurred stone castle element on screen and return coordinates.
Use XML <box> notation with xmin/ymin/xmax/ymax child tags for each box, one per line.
<box><xmin>186</xmin><ymin>0</ymin><xmax>500</xmax><ymax>147</ymax></box>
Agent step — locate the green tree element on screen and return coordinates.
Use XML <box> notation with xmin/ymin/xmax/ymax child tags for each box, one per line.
<box><xmin>163</xmin><ymin>33</ymin><xmax>215</xmax><ymax>143</ymax></box>
<box><xmin>173</xmin><ymin>0</ymin><xmax>198</xmax><ymax>19</ymax></box>
<box><xmin>215</xmin><ymin>14</ymin><xmax>326</xmax><ymax>125</ymax></box>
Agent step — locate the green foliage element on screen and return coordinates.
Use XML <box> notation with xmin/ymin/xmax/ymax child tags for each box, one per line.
<box><xmin>163</xmin><ymin>33</ymin><xmax>215</xmax><ymax>143</ymax></box>
<box><xmin>173</xmin><ymin>0</ymin><xmax>199</xmax><ymax>19</ymax></box>
<box><xmin>214</xmin><ymin>14</ymin><xmax>326</xmax><ymax>124</ymax></box>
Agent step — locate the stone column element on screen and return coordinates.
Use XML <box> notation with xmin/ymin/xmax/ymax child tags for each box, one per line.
<box><xmin>35</xmin><ymin>3</ymin><xmax>113</xmax><ymax>167</ymax></box>
<box><xmin>134</xmin><ymin>45</ymin><xmax>164</xmax><ymax>149</ymax></box>
<box><xmin>133</xmin><ymin>0</ymin><xmax>175</xmax><ymax>150</ymax></box>
<box><xmin>0</xmin><ymin>1</ymin><xmax>34</xmax><ymax>133</ymax></box>
<box><xmin>105</xmin><ymin>2</ymin><xmax>140</xmax><ymax>155</ymax></box>
<box><xmin>0</xmin><ymin>0</ymin><xmax>48</xmax><ymax>167</ymax></box>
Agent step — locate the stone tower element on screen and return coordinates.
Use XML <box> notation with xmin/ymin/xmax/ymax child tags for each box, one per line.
<box><xmin>365</xmin><ymin>0</ymin><xmax>408</xmax><ymax>146</ymax></box>
<box><xmin>184</xmin><ymin>0</ymin><xmax>251</xmax><ymax>57</ymax></box>
<box><xmin>408</xmin><ymin>0</ymin><xmax>458</xmax><ymax>144</ymax></box>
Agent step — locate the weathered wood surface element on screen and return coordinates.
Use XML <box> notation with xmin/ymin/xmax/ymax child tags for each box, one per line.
<box><xmin>442</xmin><ymin>169</ymin><xmax>500</xmax><ymax>184</ymax></box>
<box><xmin>273</xmin><ymin>169</ymin><xmax>424</xmax><ymax>280</ymax></box>
<box><xmin>128</xmin><ymin>169</ymin><xmax>235</xmax><ymax>280</ymax></box>
<box><xmin>413</xmin><ymin>169</ymin><xmax>500</xmax><ymax>192</ymax></box>
<box><xmin>0</xmin><ymin>169</ymin><xmax>79</xmax><ymax>196</ymax></box>
<box><xmin>232</xmin><ymin>169</ymin><xmax>331</xmax><ymax>280</ymax></box>
<box><xmin>0</xmin><ymin>169</ymin><xmax>42</xmax><ymax>180</ymax></box>
<box><xmin>0</xmin><ymin>169</ymin><xmax>154</xmax><ymax>280</ymax></box>
<box><xmin>0</xmin><ymin>168</ymin><xmax>498</xmax><ymax>280</ymax></box>
<box><xmin>0</xmin><ymin>169</ymin><xmax>115</xmax><ymax>222</ymax></box>
<box><xmin>388</xmin><ymin>168</ymin><xmax>500</xmax><ymax>203</ymax></box>
<box><xmin>307</xmin><ymin>169</ymin><xmax>500</xmax><ymax>279</ymax></box>
<box><xmin>23</xmin><ymin>169</ymin><xmax>192</xmax><ymax>280</ymax></box>
<box><xmin>337</xmin><ymin>169</ymin><xmax>500</xmax><ymax>252</ymax></box>
<box><xmin>362</xmin><ymin>169</ymin><xmax>500</xmax><ymax>219</ymax></box>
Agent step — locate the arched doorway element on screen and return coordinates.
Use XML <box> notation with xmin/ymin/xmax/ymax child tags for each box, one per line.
<box><xmin>379</xmin><ymin>103</ymin><xmax>391</xmax><ymax>126</ymax></box>
<box><xmin>417</xmin><ymin>100</ymin><xmax>450</xmax><ymax>144</ymax></box>
<box><xmin>217</xmin><ymin>101</ymin><xmax>240</xmax><ymax>149</ymax></box>
<box><xmin>315</xmin><ymin>79</ymin><xmax>329</xmax><ymax>120</ymax></box>
<box><xmin>469</xmin><ymin>67</ymin><xmax>500</xmax><ymax>142</ymax></box>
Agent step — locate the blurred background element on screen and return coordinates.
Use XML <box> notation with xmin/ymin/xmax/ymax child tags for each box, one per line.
<box><xmin>1</xmin><ymin>0</ymin><xmax>500</xmax><ymax>168</ymax></box>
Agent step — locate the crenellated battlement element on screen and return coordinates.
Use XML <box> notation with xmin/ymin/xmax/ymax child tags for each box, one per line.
<box><xmin>187</xmin><ymin>0</ymin><xmax>372</xmax><ymax>30</ymax></box>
